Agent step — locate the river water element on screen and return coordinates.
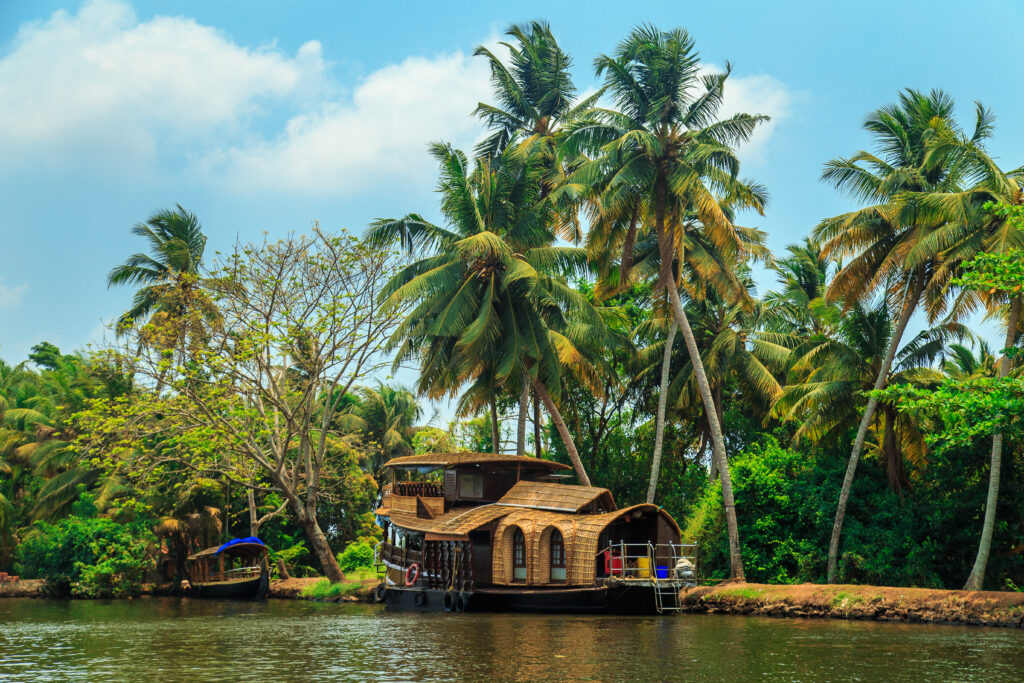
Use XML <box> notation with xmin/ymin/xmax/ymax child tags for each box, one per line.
<box><xmin>1</xmin><ymin>598</ymin><xmax>1022</xmax><ymax>681</ymax></box>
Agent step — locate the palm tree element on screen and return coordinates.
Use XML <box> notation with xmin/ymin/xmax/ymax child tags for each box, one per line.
<box><xmin>566</xmin><ymin>26</ymin><xmax>769</xmax><ymax>577</ymax></box>
<box><xmin>473</xmin><ymin>21</ymin><xmax>601</xmax><ymax>454</ymax></box>
<box><xmin>367</xmin><ymin>143</ymin><xmax>604</xmax><ymax>485</ymax></box>
<box><xmin>813</xmin><ymin>89</ymin><xmax>985</xmax><ymax>582</ymax></box>
<box><xmin>108</xmin><ymin>205</ymin><xmax>217</xmax><ymax>360</ymax></box>
<box><xmin>905</xmin><ymin>138</ymin><xmax>1024</xmax><ymax>589</ymax></box>
<box><xmin>338</xmin><ymin>383</ymin><xmax>421</xmax><ymax>477</ymax></box>
<box><xmin>772</xmin><ymin>298</ymin><xmax>960</xmax><ymax>497</ymax></box>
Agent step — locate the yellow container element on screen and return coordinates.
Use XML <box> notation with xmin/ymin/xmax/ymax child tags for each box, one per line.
<box><xmin>636</xmin><ymin>556</ymin><xmax>651</xmax><ymax>578</ymax></box>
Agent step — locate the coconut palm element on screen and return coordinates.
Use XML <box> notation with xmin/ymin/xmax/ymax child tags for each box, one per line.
<box><xmin>108</xmin><ymin>206</ymin><xmax>219</xmax><ymax>363</ymax></box>
<box><xmin>473</xmin><ymin>22</ymin><xmax>602</xmax><ymax>453</ymax></box>
<box><xmin>338</xmin><ymin>383</ymin><xmax>421</xmax><ymax>477</ymax></box>
<box><xmin>814</xmin><ymin>89</ymin><xmax>987</xmax><ymax>582</ymax></box>
<box><xmin>564</xmin><ymin>26</ymin><xmax>769</xmax><ymax>577</ymax></box>
<box><xmin>367</xmin><ymin>143</ymin><xmax>603</xmax><ymax>485</ymax></box>
<box><xmin>905</xmin><ymin>138</ymin><xmax>1024</xmax><ymax>589</ymax></box>
<box><xmin>773</xmin><ymin>298</ymin><xmax>965</xmax><ymax>501</ymax></box>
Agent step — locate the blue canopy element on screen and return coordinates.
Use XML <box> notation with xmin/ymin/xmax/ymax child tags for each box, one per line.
<box><xmin>215</xmin><ymin>536</ymin><xmax>266</xmax><ymax>555</ymax></box>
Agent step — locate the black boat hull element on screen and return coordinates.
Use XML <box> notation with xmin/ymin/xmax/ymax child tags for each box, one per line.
<box><xmin>380</xmin><ymin>583</ymin><xmax>672</xmax><ymax>615</ymax></box>
<box><xmin>189</xmin><ymin>571</ymin><xmax>268</xmax><ymax>600</ymax></box>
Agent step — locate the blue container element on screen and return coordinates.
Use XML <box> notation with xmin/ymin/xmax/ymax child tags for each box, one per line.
<box><xmin>655</xmin><ymin>566</ymin><xmax>669</xmax><ymax>579</ymax></box>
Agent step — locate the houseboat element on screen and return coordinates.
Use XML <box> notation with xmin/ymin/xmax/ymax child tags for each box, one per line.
<box><xmin>373</xmin><ymin>452</ymin><xmax>695</xmax><ymax>614</ymax></box>
<box><xmin>184</xmin><ymin>537</ymin><xmax>270</xmax><ymax>599</ymax></box>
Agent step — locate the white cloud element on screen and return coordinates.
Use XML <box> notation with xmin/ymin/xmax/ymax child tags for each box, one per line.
<box><xmin>0</xmin><ymin>0</ymin><xmax>325</xmax><ymax>172</ymax></box>
<box><xmin>204</xmin><ymin>49</ymin><xmax>492</xmax><ymax>195</ymax></box>
<box><xmin>0</xmin><ymin>281</ymin><xmax>28</xmax><ymax>310</ymax></box>
<box><xmin>706</xmin><ymin>66</ymin><xmax>794</xmax><ymax>164</ymax></box>
<box><xmin>0</xmin><ymin>1</ymin><xmax>790</xmax><ymax>194</ymax></box>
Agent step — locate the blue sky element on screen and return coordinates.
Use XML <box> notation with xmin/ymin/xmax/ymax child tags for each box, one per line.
<box><xmin>1</xmin><ymin>0</ymin><xmax>1022</xmax><ymax>366</ymax></box>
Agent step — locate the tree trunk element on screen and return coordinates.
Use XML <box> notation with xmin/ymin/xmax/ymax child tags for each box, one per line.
<box><xmin>826</xmin><ymin>280</ymin><xmax>922</xmax><ymax>583</ymax></box>
<box><xmin>490</xmin><ymin>398</ymin><xmax>500</xmax><ymax>454</ymax></box>
<box><xmin>667</xmin><ymin>285</ymin><xmax>744</xmax><ymax>580</ymax></box>
<box><xmin>300</xmin><ymin>515</ymin><xmax>344</xmax><ymax>583</ymax></box>
<box><xmin>248</xmin><ymin>489</ymin><xmax>259</xmax><ymax>537</ymax></box>
<box><xmin>963</xmin><ymin>295</ymin><xmax>1021</xmax><ymax>590</ymax></box>
<box><xmin>647</xmin><ymin>318</ymin><xmax>676</xmax><ymax>503</ymax></box>
<box><xmin>517</xmin><ymin>376</ymin><xmax>528</xmax><ymax>455</ymax></box>
<box><xmin>275</xmin><ymin>558</ymin><xmax>291</xmax><ymax>580</ymax></box>
<box><xmin>534</xmin><ymin>392</ymin><xmax>542</xmax><ymax>457</ymax></box>
<box><xmin>531</xmin><ymin>378</ymin><xmax>591</xmax><ymax>486</ymax></box>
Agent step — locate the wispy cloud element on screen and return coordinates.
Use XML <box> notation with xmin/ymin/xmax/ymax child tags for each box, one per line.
<box><xmin>202</xmin><ymin>49</ymin><xmax>493</xmax><ymax>195</ymax></box>
<box><xmin>0</xmin><ymin>281</ymin><xmax>28</xmax><ymax>310</ymax></box>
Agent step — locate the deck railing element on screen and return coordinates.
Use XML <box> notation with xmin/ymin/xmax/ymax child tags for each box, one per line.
<box><xmin>206</xmin><ymin>565</ymin><xmax>262</xmax><ymax>582</ymax></box>
<box><xmin>599</xmin><ymin>542</ymin><xmax>697</xmax><ymax>581</ymax></box>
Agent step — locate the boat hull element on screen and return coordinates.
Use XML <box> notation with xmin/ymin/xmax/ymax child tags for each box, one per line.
<box><xmin>380</xmin><ymin>583</ymin><xmax>677</xmax><ymax>615</ymax></box>
<box><xmin>189</xmin><ymin>572</ymin><xmax>268</xmax><ymax>600</ymax></box>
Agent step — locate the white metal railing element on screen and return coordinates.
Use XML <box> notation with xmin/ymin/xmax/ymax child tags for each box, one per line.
<box><xmin>600</xmin><ymin>542</ymin><xmax>697</xmax><ymax>581</ymax></box>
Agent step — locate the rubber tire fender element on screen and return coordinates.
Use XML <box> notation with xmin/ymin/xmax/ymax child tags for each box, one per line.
<box><xmin>443</xmin><ymin>590</ymin><xmax>456</xmax><ymax>612</ymax></box>
<box><xmin>374</xmin><ymin>584</ymin><xmax>388</xmax><ymax>603</ymax></box>
<box><xmin>456</xmin><ymin>592</ymin><xmax>469</xmax><ymax>613</ymax></box>
<box><xmin>413</xmin><ymin>591</ymin><xmax>427</xmax><ymax>607</ymax></box>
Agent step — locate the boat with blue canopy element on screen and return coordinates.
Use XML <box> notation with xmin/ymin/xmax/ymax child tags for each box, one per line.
<box><xmin>185</xmin><ymin>536</ymin><xmax>270</xmax><ymax>599</ymax></box>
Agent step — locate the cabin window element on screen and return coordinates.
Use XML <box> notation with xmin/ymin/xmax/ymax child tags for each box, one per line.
<box><xmin>512</xmin><ymin>528</ymin><xmax>526</xmax><ymax>581</ymax></box>
<box><xmin>550</xmin><ymin>530</ymin><xmax>566</xmax><ymax>582</ymax></box>
<box><xmin>459</xmin><ymin>472</ymin><xmax>484</xmax><ymax>499</ymax></box>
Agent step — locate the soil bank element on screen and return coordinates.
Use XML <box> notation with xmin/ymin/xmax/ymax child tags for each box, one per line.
<box><xmin>680</xmin><ymin>582</ymin><xmax>1024</xmax><ymax>628</ymax></box>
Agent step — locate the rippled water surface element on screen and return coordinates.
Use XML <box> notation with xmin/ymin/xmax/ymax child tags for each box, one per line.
<box><xmin>1</xmin><ymin>598</ymin><xmax>1023</xmax><ymax>681</ymax></box>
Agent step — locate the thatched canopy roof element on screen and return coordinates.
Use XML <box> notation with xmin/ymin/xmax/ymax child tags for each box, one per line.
<box><xmin>383</xmin><ymin>452</ymin><xmax>571</xmax><ymax>472</ymax></box>
<box><xmin>378</xmin><ymin>504</ymin><xmax>515</xmax><ymax>539</ymax></box>
<box><xmin>497</xmin><ymin>481</ymin><xmax>616</xmax><ymax>513</ymax></box>
<box><xmin>186</xmin><ymin>542</ymin><xmax>267</xmax><ymax>562</ymax></box>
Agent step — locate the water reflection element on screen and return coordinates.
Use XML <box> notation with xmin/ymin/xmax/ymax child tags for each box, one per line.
<box><xmin>1</xmin><ymin>598</ymin><xmax>1022</xmax><ymax>681</ymax></box>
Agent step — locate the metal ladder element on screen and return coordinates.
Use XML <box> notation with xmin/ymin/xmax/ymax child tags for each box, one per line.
<box><xmin>653</xmin><ymin>579</ymin><xmax>681</xmax><ymax>613</ymax></box>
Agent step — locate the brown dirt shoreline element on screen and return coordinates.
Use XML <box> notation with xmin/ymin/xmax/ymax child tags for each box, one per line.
<box><xmin>680</xmin><ymin>582</ymin><xmax>1024</xmax><ymax>628</ymax></box>
<box><xmin>6</xmin><ymin>577</ymin><xmax>1024</xmax><ymax>627</ymax></box>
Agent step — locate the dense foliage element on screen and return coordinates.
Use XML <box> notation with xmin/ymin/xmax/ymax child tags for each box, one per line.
<box><xmin>14</xmin><ymin>495</ymin><xmax>156</xmax><ymax>598</ymax></box>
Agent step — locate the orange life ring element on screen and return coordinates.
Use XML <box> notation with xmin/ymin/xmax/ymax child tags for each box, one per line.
<box><xmin>404</xmin><ymin>563</ymin><xmax>420</xmax><ymax>587</ymax></box>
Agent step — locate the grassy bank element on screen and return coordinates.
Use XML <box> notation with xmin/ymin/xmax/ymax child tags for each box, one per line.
<box><xmin>681</xmin><ymin>582</ymin><xmax>1024</xmax><ymax>628</ymax></box>
<box><xmin>269</xmin><ymin>568</ymin><xmax>379</xmax><ymax>603</ymax></box>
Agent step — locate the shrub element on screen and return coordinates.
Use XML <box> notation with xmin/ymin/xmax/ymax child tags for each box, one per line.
<box><xmin>14</xmin><ymin>515</ymin><xmax>156</xmax><ymax>597</ymax></box>
<box><xmin>337</xmin><ymin>541</ymin><xmax>374</xmax><ymax>573</ymax></box>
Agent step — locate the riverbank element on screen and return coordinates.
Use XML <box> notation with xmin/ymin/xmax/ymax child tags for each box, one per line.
<box><xmin>680</xmin><ymin>582</ymin><xmax>1024</xmax><ymax>628</ymax></box>
<box><xmin>268</xmin><ymin>575</ymin><xmax>377</xmax><ymax>602</ymax></box>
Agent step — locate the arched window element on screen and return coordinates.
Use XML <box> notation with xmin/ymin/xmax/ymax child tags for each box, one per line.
<box><xmin>550</xmin><ymin>530</ymin><xmax>566</xmax><ymax>582</ymax></box>
<box><xmin>512</xmin><ymin>528</ymin><xmax>526</xmax><ymax>582</ymax></box>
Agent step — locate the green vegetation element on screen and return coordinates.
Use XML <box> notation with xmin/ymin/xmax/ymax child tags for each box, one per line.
<box><xmin>13</xmin><ymin>493</ymin><xmax>155</xmax><ymax>597</ymax></box>
<box><xmin>300</xmin><ymin>578</ymin><xmax>364</xmax><ymax>600</ymax></box>
<box><xmin>337</xmin><ymin>541</ymin><xmax>375</xmax><ymax>573</ymax></box>
<box><xmin>2</xmin><ymin>21</ymin><xmax>1023</xmax><ymax>595</ymax></box>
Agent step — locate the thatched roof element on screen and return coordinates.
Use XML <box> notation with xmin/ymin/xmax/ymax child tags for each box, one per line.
<box><xmin>497</xmin><ymin>481</ymin><xmax>616</xmax><ymax>513</ymax></box>
<box><xmin>382</xmin><ymin>452</ymin><xmax>572</xmax><ymax>472</ymax></box>
<box><xmin>186</xmin><ymin>542</ymin><xmax>267</xmax><ymax>562</ymax></box>
<box><xmin>378</xmin><ymin>504</ymin><xmax>514</xmax><ymax>539</ymax></box>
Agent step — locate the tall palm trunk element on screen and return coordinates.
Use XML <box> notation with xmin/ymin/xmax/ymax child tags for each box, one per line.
<box><xmin>533</xmin><ymin>392</ymin><xmax>543</xmax><ymax>457</ymax></box>
<box><xmin>826</xmin><ymin>280</ymin><xmax>922</xmax><ymax>583</ymax></box>
<box><xmin>531</xmin><ymin>378</ymin><xmax>592</xmax><ymax>486</ymax></box>
<box><xmin>516</xmin><ymin>376</ymin><xmax>529</xmax><ymax>455</ymax></box>
<box><xmin>667</xmin><ymin>284</ymin><xmax>744</xmax><ymax>580</ymax></box>
<box><xmin>646</xmin><ymin>317</ymin><xmax>676</xmax><ymax>502</ymax></box>
<box><xmin>963</xmin><ymin>295</ymin><xmax>1021</xmax><ymax>590</ymax></box>
<box><xmin>490</xmin><ymin>398</ymin><xmax>500</xmax><ymax>454</ymax></box>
